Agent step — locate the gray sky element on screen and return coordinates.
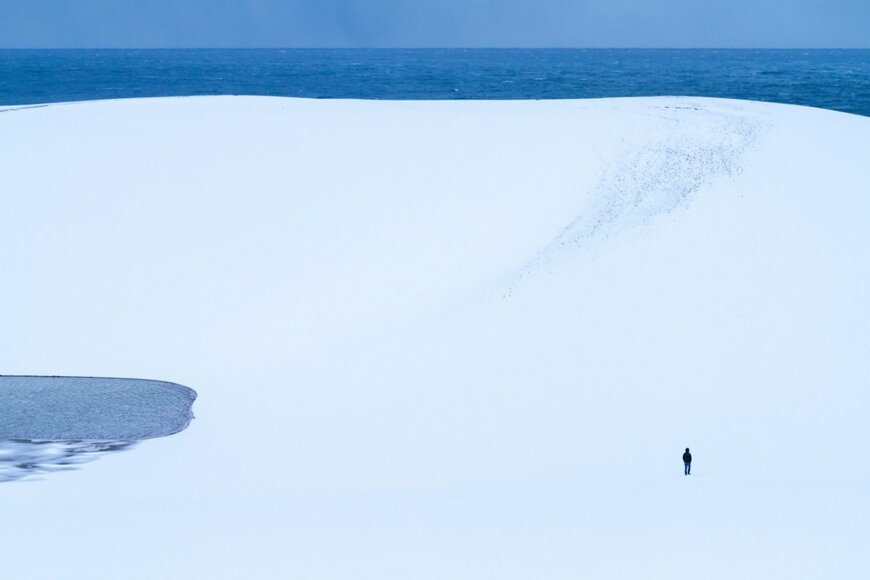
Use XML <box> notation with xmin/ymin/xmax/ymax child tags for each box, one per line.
<box><xmin>1</xmin><ymin>0</ymin><xmax>868</xmax><ymax>48</ymax></box>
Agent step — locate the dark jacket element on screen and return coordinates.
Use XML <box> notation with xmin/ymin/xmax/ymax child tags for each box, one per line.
<box><xmin>683</xmin><ymin>452</ymin><xmax>692</xmax><ymax>463</ymax></box>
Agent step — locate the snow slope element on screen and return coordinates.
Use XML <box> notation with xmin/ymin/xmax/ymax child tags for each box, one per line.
<box><xmin>1</xmin><ymin>96</ymin><xmax>869</xmax><ymax>579</ymax></box>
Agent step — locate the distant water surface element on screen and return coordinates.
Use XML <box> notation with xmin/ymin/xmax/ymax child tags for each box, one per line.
<box><xmin>1</xmin><ymin>49</ymin><xmax>868</xmax><ymax>116</ymax></box>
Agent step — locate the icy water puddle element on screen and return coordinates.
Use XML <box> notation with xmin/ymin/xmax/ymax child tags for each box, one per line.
<box><xmin>0</xmin><ymin>376</ymin><xmax>196</xmax><ymax>482</ymax></box>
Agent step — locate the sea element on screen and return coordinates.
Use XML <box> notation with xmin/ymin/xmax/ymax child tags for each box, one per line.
<box><xmin>1</xmin><ymin>49</ymin><xmax>868</xmax><ymax>117</ymax></box>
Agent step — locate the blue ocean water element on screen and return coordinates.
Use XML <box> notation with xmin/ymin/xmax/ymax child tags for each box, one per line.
<box><xmin>1</xmin><ymin>49</ymin><xmax>868</xmax><ymax>116</ymax></box>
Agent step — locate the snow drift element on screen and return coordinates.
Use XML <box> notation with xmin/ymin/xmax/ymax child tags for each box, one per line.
<box><xmin>1</xmin><ymin>96</ymin><xmax>869</xmax><ymax>579</ymax></box>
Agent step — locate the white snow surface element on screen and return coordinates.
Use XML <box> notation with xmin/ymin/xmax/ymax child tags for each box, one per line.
<box><xmin>1</xmin><ymin>96</ymin><xmax>869</xmax><ymax>578</ymax></box>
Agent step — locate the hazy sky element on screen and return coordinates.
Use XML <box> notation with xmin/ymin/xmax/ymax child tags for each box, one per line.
<box><xmin>1</xmin><ymin>0</ymin><xmax>868</xmax><ymax>48</ymax></box>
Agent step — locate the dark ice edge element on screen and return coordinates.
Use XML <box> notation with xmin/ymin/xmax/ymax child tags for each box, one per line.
<box><xmin>0</xmin><ymin>374</ymin><xmax>197</xmax><ymax>440</ymax></box>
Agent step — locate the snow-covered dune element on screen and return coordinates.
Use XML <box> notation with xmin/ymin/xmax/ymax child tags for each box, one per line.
<box><xmin>1</xmin><ymin>96</ymin><xmax>869</xmax><ymax>579</ymax></box>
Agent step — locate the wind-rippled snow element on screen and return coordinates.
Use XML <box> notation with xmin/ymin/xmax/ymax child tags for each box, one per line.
<box><xmin>506</xmin><ymin>103</ymin><xmax>762</xmax><ymax>292</ymax></box>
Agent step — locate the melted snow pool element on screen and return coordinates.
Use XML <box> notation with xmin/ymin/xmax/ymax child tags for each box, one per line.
<box><xmin>0</xmin><ymin>376</ymin><xmax>196</xmax><ymax>482</ymax></box>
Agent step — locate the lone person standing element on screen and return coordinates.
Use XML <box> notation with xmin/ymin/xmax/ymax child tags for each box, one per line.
<box><xmin>683</xmin><ymin>448</ymin><xmax>692</xmax><ymax>475</ymax></box>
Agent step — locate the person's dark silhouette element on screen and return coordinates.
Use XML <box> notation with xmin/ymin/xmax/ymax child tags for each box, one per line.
<box><xmin>683</xmin><ymin>448</ymin><xmax>692</xmax><ymax>475</ymax></box>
